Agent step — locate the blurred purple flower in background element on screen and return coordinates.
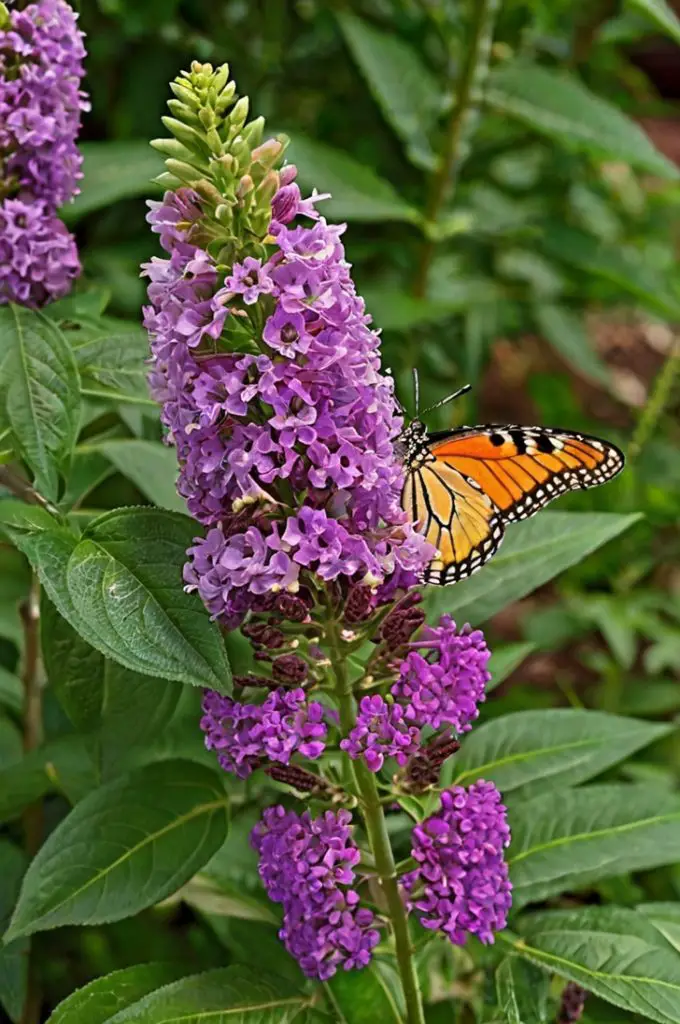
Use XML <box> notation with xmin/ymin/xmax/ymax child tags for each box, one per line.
<box><xmin>0</xmin><ymin>0</ymin><xmax>88</xmax><ymax>306</ymax></box>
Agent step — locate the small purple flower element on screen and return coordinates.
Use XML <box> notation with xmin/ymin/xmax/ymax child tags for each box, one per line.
<box><xmin>340</xmin><ymin>695</ymin><xmax>421</xmax><ymax>773</ymax></box>
<box><xmin>200</xmin><ymin>687</ymin><xmax>327</xmax><ymax>778</ymax></box>
<box><xmin>262</xmin><ymin>306</ymin><xmax>312</xmax><ymax>357</ymax></box>
<box><xmin>224</xmin><ymin>256</ymin><xmax>274</xmax><ymax>305</ymax></box>
<box><xmin>402</xmin><ymin>781</ymin><xmax>512</xmax><ymax>946</ymax></box>
<box><xmin>392</xmin><ymin>616</ymin><xmax>491</xmax><ymax>733</ymax></box>
<box><xmin>251</xmin><ymin>805</ymin><xmax>380</xmax><ymax>979</ymax></box>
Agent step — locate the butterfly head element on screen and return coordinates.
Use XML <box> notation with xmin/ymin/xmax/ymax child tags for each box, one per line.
<box><xmin>395</xmin><ymin>417</ymin><xmax>430</xmax><ymax>466</ymax></box>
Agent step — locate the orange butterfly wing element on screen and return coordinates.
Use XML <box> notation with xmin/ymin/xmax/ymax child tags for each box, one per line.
<box><xmin>429</xmin><ymin>426</ymin><xmax>624</xmax><ymax>523</ymax></box>
<box><xmin>402</xmin><ymin>424</ymin><xmax>624</xmax><ymax>586</ymax></box>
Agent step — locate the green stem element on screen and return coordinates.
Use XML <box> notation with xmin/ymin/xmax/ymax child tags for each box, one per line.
<box><xmin>628</xmin><ymin>338</ymin><xmax>680</xmax><ymax>466</ymax></box>
<box><xmin>328</xmin><ymin>622</ymin><xmax>425</xmax><ymax>1024</ymax></box>
<box><xmin>413</xmin><ymin>0</ymin><xmax>500</xmax><ymax>299</ymax></box>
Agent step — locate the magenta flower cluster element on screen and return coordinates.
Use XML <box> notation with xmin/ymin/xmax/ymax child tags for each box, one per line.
<box><xmin>251</xmin><ymin>805</ymin><xmax>381</xmax><ymax>980</ymax></box>
<box><xmin>201</xmin><ymin>687</ymin><xmax>327</xmax><ymax>779</ymax></box>
<box><xmin>342</xmin><ymin>616</ymin><xmax>490</xmax><ymax>773</ymax></box>
<box><xmin>0</xmin><ymin>0</ymin><xmax>87</xmax><ymax>306</ymax></box>
<box><xmin>402</xmin><ymin>781</ymin><xmax>512</xmax><ymax>945</ymax></box>
<box><xmin>143</xmin><ymin>172</ymin><xmax>433</xmax><ymax>627</ymax></box>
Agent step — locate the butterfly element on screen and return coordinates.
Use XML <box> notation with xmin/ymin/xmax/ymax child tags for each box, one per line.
<box><xmin>399</xmin><ymin>375</ymin><xmax>625</xmax><ymax>586</ymax></box>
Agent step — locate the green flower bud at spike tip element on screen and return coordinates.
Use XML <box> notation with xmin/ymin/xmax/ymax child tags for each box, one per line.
<box><xmin>150</xmin><ymin>62</ymin><xmax>288</xmax><ymax>260</ymax></box>
<box><xmin>0</xmin><ymin>3</ymin><xmax>9</xmax><ymax>30</ymax></box>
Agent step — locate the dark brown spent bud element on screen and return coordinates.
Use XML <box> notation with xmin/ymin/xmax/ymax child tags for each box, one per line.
<box><xmin>242</xmin><ymin>622</ymin><xmax>286</xmax><ymax>649</ymax></box>
<box><xmin>233</xmin><ymin>674</ymin><xmax>281</xmax><ymax>691</ymax></box>
<box><xmin>380</xmin><ymin>605</ymin><xmax>426</xmax><ymax>649</ymax></box>
<box><xmin>272</xmin><ymin>653</ymin><xmax>309</xmax><ymax>684</ymax></box>
<box><xmin>265</xmin><ymin>763</ymin><xmax>330</xmax><ymax>794</ymax></box>
<box><xmin>275</xmin><ymin>591</ymin><xmax>312</xmax><ymax>622</ymax></box>
<box><xmin>557</xmin><ymin>983</ymin><xmax>588</xmax><ymax>1023</ymax></box>
<box><xmin>402</xmin><ymin>733</ymin><xmax>461</xmax><ymax>793</ymax></box>
<box><xmin>344</xmin><ymin>584</ymin><xmax>375</xmax><ymax>624</ymax></box>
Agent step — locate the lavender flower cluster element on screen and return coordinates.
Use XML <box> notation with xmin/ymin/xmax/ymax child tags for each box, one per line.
<box><xmin>201</xmin><ymin>687</ymin><xmax>327</xmax><ymax>779</ymax></box>
<box><xmin>144</xmin><ymin>173</ymin><xmax>433</xmax><ymax>629</ymax></box>
<box><xmin>403</xmin><ymin>781</ymin><xmax>512</xmax><ymax>945</ymax></box>
<box><xmin>251</xmin><ymin>805</ymin><xmax>381</xmax><ymax>979</ymax></box>
<box><xmin>0</xmin><ymin>0</ymin><xmax>87</xmax><ymax>306</ymax></box>
<box><xmin>341</xmin><ymin>615</ymin><xmax>490</xmax><ymax>772</ymax></box>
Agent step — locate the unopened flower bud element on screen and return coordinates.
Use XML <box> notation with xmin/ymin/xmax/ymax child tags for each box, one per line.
<box><xmin>242</xmin><ymin>622</ymin><xmax>286</xmax><ymax>649</ymax></box>
<box><xmin>275</xmin><ymin>591</ymin><xmax>311</xmax><ymax>622</ymax></box>
<box><xmin>272</xmin><ymin>654</ymin><xmax>309</xmax><ymax>684</ymax></box>
<box><xmin>280</xmin><ymin>164</ymin><xmax>297</xmax><ymax>187</ymax></box>
<box><xmin>558</xmin><ymin>984</ymin><xmax>588</xmax><ymax>1024</ymax></box>
<box><xmin>344</xmin><ymin>584</ymin><xmax>374</xmax><ymax>624</ymax></box>
<box><xmin>264</xmin><ymin>763</ymin><xmax>330</xmax><ymax>794</ymax></box>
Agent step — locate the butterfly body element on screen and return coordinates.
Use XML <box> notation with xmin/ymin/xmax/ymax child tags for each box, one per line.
<box><xmin>400</xmin><ymin>418</ymin><xmax>624</xmax><ymax>586</ymax></box>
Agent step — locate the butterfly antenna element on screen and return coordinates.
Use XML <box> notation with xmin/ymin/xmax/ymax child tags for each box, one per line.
<box><xmin>421</xmin><ymin>384</ymin><xmax>472</xmax><ymax>417</ymax></box>
<box><xmin>412</xmin><ymin>367</ymin><xmax>420</xmax><ymax>417</ymax></box>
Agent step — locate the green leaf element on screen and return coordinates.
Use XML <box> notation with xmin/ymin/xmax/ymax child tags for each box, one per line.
<box><xmin>325</xmin><ymin>961</ymin><xmax>404</xmax><ymax>1023</ymax></box>
<box><xmin>285</xmin><ymin>135</ymin><xmax>421</xmax><ymax>224</ymax></box>
<box><xmin>425</xmin><ymin>512</ymin><xmax>640</xmax><ymax>626</ymax></box>
<box><xmin>453</xmin><ymin>709</ymin><xmax>670</xmax><ymax>795</ymax></box>
<box><xmin>13</xmin><ymin>510</ymin><xmax>231</xmax><ymax>691</ymax></box>
<box><xmin>46</xmin><ymin>964</ymin><xmax>190</xmax><ymax>1024</ymax></box>
<box><xmin>88</xmin><ymin>440</ymin><xmax>184</xmax><ymax>513</ymax></box>
<box><xmin>487</xmin><ymin>643</ymin><xmax>535</xmax><ymax>692</ymax></box>
<box><xmin>363</xmin><ymin>279</ymin><xmax>497</xmax><ymax>331</ymax></box>
<box><xmin>69</xmin><ymin>322</ymin><xmax>154</xmax><ymax>407</ymax></box>
<box><xmin>5</xmin><ymin>760</ymin><xmax>228</xmax><ymax>940</ymax></box>
<box><xmin>508</xmin><ymin>905</ymin><xmax>680</xmax><ymax>1024</ymax></box>
<box><xmin>486</xmin><ymin>63</ymin><xmax>679</xmax><ymax>178</ymax></box>
<box><xmin>207</xmin><ymin>919</ymin><xmax>302</xmax><ymax>985</ymax></box>
<box><xmin>540</xmin><ymin>225</ymin><xmax>680</xmax><ymax>319</ymax></box>
<box><xmin>508</xmin><ymin>784</ymin><xmax>680</xmax><ymax>909</ymax></box>
<box><xmin>638</xmin><ymin>903</ymin><xmax>680</xmax><ymax>955</ymax></box>
<box><xmin>0</xmin><ymin>667</ymin><xmax>21</xmax><ymax>716</ymax></box>
<box><xmin>41</xmin><ymin>600</ymin><xmax>181</xmax><ymax>778</ymax></box>
<box><xmin>533</xmin><ymin>304</ymin><xmax>609</xmax><ymax>385</ymax></box>
<box><xmin>627</xmin><ymin>0</ymin><xmax>680</xmax><ymax>44</ymax></box>
<box><xmin>0</xmin><ymin>736</ymin><xmax>93</xmax><ymax>826</ymax></box>
<box><xmin>104</xmin><ymin>966</ymin><xmax>320</xmax><ymax>1023</ymax></box>
<box><xmin>0</xmin><ymin>841</ymin><xmax>27</xmax><ymax>1023</ymax></box>
<box><xmin>63</xmin><ymin>142</ymin><xmax>164</xmax><ymax>223</ymax></box>
<box><xmin>0</xmin><ymin>306</ymin><xmax>81</xmax><ymax>502</ymax></box>
<box><xmin>495</xmin><ymin>955</ymin><xmax>549</xmax><ymax>1024</ymax></box>
<box><xmin>337</xmin><ymin>12</ymin><xmax>440</xmax><ymax>170</ymax></box>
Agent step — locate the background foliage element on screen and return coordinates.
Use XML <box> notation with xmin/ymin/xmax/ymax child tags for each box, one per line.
<box><xmin>2</xmin><ymin>0</ymin><xmax>680</xmax><ymax>1021</ymax></box>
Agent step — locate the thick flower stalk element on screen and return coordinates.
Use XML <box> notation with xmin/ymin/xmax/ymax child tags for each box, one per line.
<box><xmin>0</xmin><ymin>0</ymin><xmax>88</xmax><ymax>306</ymax></box>
<box><xmin>144</xmin><ymin>62</ymin><xmax>512</xmax><ymax>1020</ymax></box>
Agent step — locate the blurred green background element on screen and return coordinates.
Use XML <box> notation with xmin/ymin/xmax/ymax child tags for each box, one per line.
<box><xmin>5</xmin><ymin>0</ymin><xmax>680</xmax><ymax>1019</ymax></box>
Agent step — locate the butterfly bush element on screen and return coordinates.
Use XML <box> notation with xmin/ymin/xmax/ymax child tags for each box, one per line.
<box><xmin>0</xmin><ymin>0</ymin><xmax>88</xmax><ymax>306</ymax></box>
<box><xmin>144</xmin><ymin>61</ymin><xmax>512</xmax><ymax>990</ymax></box>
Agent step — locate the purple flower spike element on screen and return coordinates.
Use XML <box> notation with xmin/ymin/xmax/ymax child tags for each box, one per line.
<box><xmin>252</xmin><ymin>805</ymin><xmax>380</xmax><ymax>979</ymax></box>
<box><xmin>0</xmin><ymin>0</ymin><xmax>88</xmax><ymax>207</ymax></box>
<box><xmin>200</xmin><ymin>687</ymin><xmax>327</xmax><ymax>778</ymax></box>
<box><xmin>340</xmin><ymin>694</ymin><xmax>421</xmax><ymax>772</ymax></box>
<box><xmin>0</xmin><ymin>0</ymin><xmax>88</xmax><ymax>307</ymax></box>
<box><xmin>145</xmin><ymin>166</ymin><xmax>435</xmax><ymax>625</ymax></box>
<box><xmin>392</xmin><ymin>616</ymin><xmax>491</xmax><ymax>733</ymax></box>
<box><xmin>402</xmin><ymin>781</ymin><xmax>512</xmax><ymax>946</ymax></box>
